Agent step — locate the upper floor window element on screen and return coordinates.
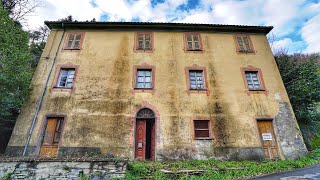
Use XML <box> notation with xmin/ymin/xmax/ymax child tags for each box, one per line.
<box><xmin>57</xmin><ymin>69</ymin><xmax>75</xmax><ymax>88</ymax></box>
<box><xmin>185</xmin><ymin>33</ymin><xmax>202</xmax><ymax>51</ymax></box>
<box><xmin>136</xmin><ymin>69</ymin><xmax>152</xmax><ymax>89</ymax></box>
<box><xmin>245</xmin><ymin>71</ymin><xmax>261</xmax><ymax>90</ymax></box>
<box><xmin>234</xmin><ymin>34</ymin><xmax>254</xmax><ymax>53</ymax></box>
<box><xmin>241</xmin><ymin>66</ymin><xmax>268</xmax><ymax>95</ymax></box>
<box><xmin>189</xmin><ymin>70</ymin><xmax>204</xmax><ymax>90</ymax></box>
<box><xmin>135</xmin><ymin>32</ymin><xmax>153</xmax><ymax>51</ymax></box>
<box><xmin>64</xmin><ymin>32</ymin><xmax>84</xmax><ymax>50</ymax></box>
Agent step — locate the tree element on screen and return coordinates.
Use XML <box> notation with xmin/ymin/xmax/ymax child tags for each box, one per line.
<box><xmin>1</xmin><ymin>0</ymin><xmax>39</xmax><ymax>23</ymax></box>
<box><xmin>275</xmin><ymin>52</ymin><xmax>320</xmax><ymax>148</ymax></box>
<box><xmin>0</xmin><ymin>3</ymin><xmax>33</xmax><ymax>151</ymax></box>
<box><xmin>28</xmin><ymin>25</ymin><xmax>49</xmax><ymax>68</ymax></box>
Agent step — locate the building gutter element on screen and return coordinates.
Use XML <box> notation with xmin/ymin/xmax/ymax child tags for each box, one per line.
<box><xmin>22</xmin><ymin>24</ymin><xmax>66</xmax><ymax>156</ymax></box>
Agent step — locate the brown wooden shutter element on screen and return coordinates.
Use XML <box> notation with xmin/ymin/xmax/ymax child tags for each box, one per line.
<box><xmin>194</xmin><ymin>120</ymin><xmax>210</xmax><ymax>138</ymax></box>
<box><xmin>186</xmin><ymin>35</ymin><xmax>193</xmax><ymax>50</ymax></box>
<box><xmin>193</xmin><ymin>35</ymin><xmax>200</xmax><ymax>50</ymax></box>
<box><xmin>237</xmin><ymin>36</ymin><xmax>245</xmax><ymax>51</ymax></box>
<box><xmin>145</xmin><ymin>34</ymin><xmax>151</xmax><ymax>50</ymax></box>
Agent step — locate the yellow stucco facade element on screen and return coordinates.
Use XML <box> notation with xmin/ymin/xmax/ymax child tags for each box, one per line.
<box><xmin>7</xmin><ymin>22</ymin><xmax>307</xmax><ymax>160</ymax></box>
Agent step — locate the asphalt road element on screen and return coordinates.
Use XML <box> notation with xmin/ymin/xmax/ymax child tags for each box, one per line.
<box><xmin>249</xmin><ymin>164</ymin><xmax>320</xmax><ymax>180</ymax></box>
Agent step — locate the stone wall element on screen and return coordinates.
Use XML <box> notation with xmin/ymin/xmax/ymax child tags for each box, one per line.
<box><xmin>0</xmin><ymin>159</ymin><xmax>127</xmax><ymax>179</ymax></box>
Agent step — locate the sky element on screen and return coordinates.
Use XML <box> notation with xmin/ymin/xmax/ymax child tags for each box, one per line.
<box><xmin>25</xmin><ymin>0</ymin><xmax>320</xmax><ymax>54</ymax></box>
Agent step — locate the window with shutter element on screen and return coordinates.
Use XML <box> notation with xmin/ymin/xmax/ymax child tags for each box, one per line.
<box><xmin>194</xmin><ymin>120</ymin><xmax>210</xmax><ymax>139</ymax></box>
<box><xmin>185</xmin><ymin>33</ymin><xmax>202</xmax><ymax>51</ymax></box>
<box><xmin>64</xmin><ymin>32</ymin><xmax>84</xmax><ymax>50</ymax></box>
<box><xmin>234</xmin><ymin>34</ymin><xmax>254</xmax><ymax>53</ymax></box>
<box><xmin>135</xmin><ymin>32</ymin><xmax>153</xmax><ymax>51</ymax></box>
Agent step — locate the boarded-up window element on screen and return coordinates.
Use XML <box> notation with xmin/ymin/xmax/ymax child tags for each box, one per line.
<box><xmin>136</xmin><ymin>69</ymin><xmax>152</xmax><ymax>89</ymax></box>
<box><xmin>136</xmin><ymin>33</ymin><xmax>152</xmax><ymax>50</ymax></box>
<box><xmin>65</xmin><ymin>33</ymin><xmax>83</xmax><ymax>49</ymax></box>
<box><xmin>194</xmin><ymin>120</ymin><xmax>210</xmax><ymax>139</ymax></box>
<box><xmin>57</xmin><ymin>69</ymin><xmax>75</xmax><ymax>88</ymax></box>
<box><xmin>185</xmin><ymin>33</ymin><xmax>202</xmax><ymax>51</ymax></box>
<box><xmin>245</xmin><ymin>71</ymin><xmax>261</xmax><ymax>90</ymax></box>
<box><xmin>189</xmin><ymin>70</ymin><xmax>204</xmax><ymax>89</ymax></box>
<box><xmin>235</xmin><ymin>35</ymin><xmax>253</xmax><ymax>52</ymax></box>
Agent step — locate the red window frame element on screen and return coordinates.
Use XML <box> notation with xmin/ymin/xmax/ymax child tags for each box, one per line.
<box><xmin>241</xmin><ymin>65</ymin><xmax>268</xmax><ymax>95</ymax></box>
<box><xmin>185</xmin><ymin>64</ymin><xmax>209</xmax><ymax>95</ymax></box>
<box><xmin>134</xmin><ymin>32</ymin><xmax>154</xmax><ymax>52</ymax></box>
<box><xmin>63</xmin><ymin>32</ymin><xmax>85</xmax><ymax>50</ymax></box>
<box><xmin>184</xmin><ymin>32</ymin><xmax>203</xmax><ymax>52</ymax></box>
<box><xmin>51</xmin><ymin>63</ymin><xmax>79</xmax><ymax>92</ymax></box>
<box><xmin>132</xmin><ymin>63</ymin><xmax>156</xmax><ymax>94</ymax></box>
<box><xmin>233</xmin><ymin>34</ymin><xmax>255</xmax><ymax>54</ymax></box>
<box><xmin>193</xmin><ymin>119</ymin><xmax>212</xmax><ymax>140</ymax></box>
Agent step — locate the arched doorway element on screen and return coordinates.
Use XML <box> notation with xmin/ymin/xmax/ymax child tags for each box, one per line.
<box><xmin>135</xmin><ymin>108</ymin><xmax>155</xmax><ymax>160</ymax></box>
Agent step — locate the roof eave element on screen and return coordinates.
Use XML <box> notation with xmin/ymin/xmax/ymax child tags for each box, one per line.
<box><xmin>44</xmin><ymin>21</ymin><xmax>273</xmax><ymax>34</ymax></box>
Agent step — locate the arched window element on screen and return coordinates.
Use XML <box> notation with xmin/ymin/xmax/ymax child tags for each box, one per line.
<box><xmin>136</xmin><ymin>108</ymin><xmax>155</xmax><ymax>119</ymax></box>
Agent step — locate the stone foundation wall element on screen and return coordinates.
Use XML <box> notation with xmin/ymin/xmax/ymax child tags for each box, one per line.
<box><xmin>0</xmin><ymin>160</ymin><xmax>127</xmax><ymax>179</ymax></box>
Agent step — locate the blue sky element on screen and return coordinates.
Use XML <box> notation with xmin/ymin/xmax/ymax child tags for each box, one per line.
<box><xmin>27</xmin><ymin>0</ymin><xmax>320</xmax><ymax>53</ymax></box>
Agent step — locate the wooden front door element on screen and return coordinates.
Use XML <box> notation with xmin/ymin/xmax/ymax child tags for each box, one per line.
<box><xmin>257</xmin><ymin>120</ymin><xmax>279</xmax><ymax>159</ymax></box>
<box><xmin>135</xmin><ymin>119</ymin><xmax>155</xmax><ymax>160</ymax></box>
<box><xmin>135</xmin><ymin>119</ymin><xmax>146</xmax><ymax>160</ymax></box>
<box><xmin>39</xmin><ymin>117</ymin><xmax>64</xmax><ymax>158</ymax></box>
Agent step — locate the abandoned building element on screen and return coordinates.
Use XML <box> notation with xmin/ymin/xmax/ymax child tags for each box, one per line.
<box><xmin>6</xmin><ymin>22</ymin><xmax>307</xmax><ymax>161</ymax></box>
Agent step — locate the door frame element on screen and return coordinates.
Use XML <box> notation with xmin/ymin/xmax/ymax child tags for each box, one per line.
<box><xmin>36</xmin><ymin>114</ymin><xmax>67</xmax><ymax>157</ymax></box>
<box><xmin>132</xmin><ymin>104</ymin><xmax>159</xmax><ymax>161</ymax></box>
<box><xmin>255</xmin><ymin>117</ymin><xmax>283</xmax><ymax>159</ymax></box>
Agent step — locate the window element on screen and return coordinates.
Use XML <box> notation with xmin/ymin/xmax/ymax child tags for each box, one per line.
<box><xmin>136</xmin><ymin>69</ymin><xmax>152</xmax><ymax>89</ymax></box>
<box><xmin>234</xmin><ymin>34</ymin><xmax>254</xmax><ymax>53</ymax></box>
<box><xmin>64</xmin><ymin>32</ymin><xmax>84</xmax><ymax>50</ymax></box>
<box><xmin>245</xmin><ymin>71</ymin><xmax>261</xmax><ymax>90</ymax></box>
<box><xmin>194</xmin><ymin>120</ymin><xmax>210</xmax><ymax>139</ymax></box>
<box><xmin>185</xmin><ymin>33</ymin><xmax>202</xmax><ymax>51</ymax></box>
<box><xmin>241</xmin><ymin>66</ymin><xmax>268</xmax><ymax>95</ymax></box>
<box><xmin>189</xmin><ymin>70</ymin><xmax>204</xmax><ymax>90</ymax></box>
<box><xmin>135</xmin><ymin>32</ymin><xmax>153</xmax><ymax>51</ymax></box>
<box><xmin>57</xmin><ymin>69</ymin><xmax>75</xmax><ymax>88</ymax></box>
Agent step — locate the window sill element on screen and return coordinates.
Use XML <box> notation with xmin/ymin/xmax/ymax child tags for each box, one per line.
<box><xmin>237</xmin><ymin>50</ymin><xmax>255</xmax><ymax>54</ymax></box>
<box><xmin>52</xmin><ymin>87</ymin><xmax>74</xmax><ymax>92</ymax></box>
<box><xmin>185</xmin><ymin>49</ymin><xmax>204</xmax><ymax>53</ymax></box>
<box><xmin>187</xmin><ymin>88</ymin><xmax>210</xmax><ymax>96</ymax></box>
<box><xmin>62</xmin><ymin>48</ymin><xmax>81</xmax><ymax>51</ymax></box>
<box><xmin>132</xmin><ymin>88</ymin><xmax>156</xmax><ymax>94</ymax></box>
<box><xmin>246</xmin><ymin>89</ymin><xmax>268</xmax><ymax>95</ymax></box>
<box><xmin>194</xmin><ymin>138</ymin><xmax>213</xmax><ymax>140</ymax></box>
<box><xmin>134</xmin><ymin>49</ymin><xmax>154</xmax><ymax>53</ymax></box>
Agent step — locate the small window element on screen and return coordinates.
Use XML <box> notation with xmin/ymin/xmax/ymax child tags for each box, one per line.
<box><xmin>64</xmin><ymin>33</ymin><xmax>84</xmax><ymax>50</ymax></box>
<box><xmin>57</xmin><ymin>69</ymin><xmax>75</xmax><ymax>88</ymax></box>
<box><xmin>194</xmin><ymin>120</ymin><xmax>210</xmax><ymax>139</ymax></box>
<box><xmin>185</xmin><ymin>33</ymin><xmax>202</xmax><ymax>51</ymax></box>
<box><xmin>245</xmin><ymin>71</ymin><xmax>261</xmax><ymax>90</ymax></box>
<box><xmin>136</xmin><ymin>32</ymin><xmax>153</xmax><ymax>51</ymax></box>
<box><xmin>235</xmin><ymin>35</ymin><xmax>254</xmax><ymax>53</ymax></box>
<box><xmin>189</xmin><ymin>70</ymin><xmax>204</xmax><ymax>90</ymax></box>
<box><xmin>136</xmin><ymin>69</ymin><xmax>152</xmax><ymax>89</ymax></box>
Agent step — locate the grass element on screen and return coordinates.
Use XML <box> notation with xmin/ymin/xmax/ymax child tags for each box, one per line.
<box><xmin>126</xmin><ymin>148</ymin><xmax>320</xmax><ymax>179</ymax></box>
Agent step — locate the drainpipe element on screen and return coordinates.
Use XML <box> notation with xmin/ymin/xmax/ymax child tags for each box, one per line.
<box><xmin>22</xmin><ymin>23</ymin><xmax>66</xmax><ymax>156</ymax></box>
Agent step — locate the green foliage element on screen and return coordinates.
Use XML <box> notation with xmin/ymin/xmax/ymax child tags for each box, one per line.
<box><xmin>275</xmin><ymin>53</ymin><xmax>320</xmax><ymax>148</ymax></box>
<box><xmin>1</xmin><ymin>172</ymin><xmax>12</xmax><ymax>180</ymax></box>
<box><xmin>126</xmin><ymin>149</ymin><xmax>320</xmax><ymax>179</ymax></box>
<box><xmin>0</xmin><ymin>3</ymin><xmax>33</xmax><ymax>124</ymax></box>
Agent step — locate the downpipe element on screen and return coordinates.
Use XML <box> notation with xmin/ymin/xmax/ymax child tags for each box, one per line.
<box><xmin>22</xmin><ymin>24</ymin><xmax>66</xmax><ymax>156</ymax></box>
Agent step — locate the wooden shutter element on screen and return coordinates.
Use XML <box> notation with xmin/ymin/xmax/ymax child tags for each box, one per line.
<box><xmin>194</xmin><ymin>120</ymin><xmax>210</xmax><ymax>139</ymax></box>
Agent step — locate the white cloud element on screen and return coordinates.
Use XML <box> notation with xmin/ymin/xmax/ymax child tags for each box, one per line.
<box><xmin>301</xmin><ymin>14</ymin><xmax>320</xmax><ymax>53</ymax></box>
<box><xmin>273</xmin><ymin>38</ymin><xmax>293</xmax><ymax>52</ymax></box>
<box><xmin>23</xmin><ymin>0</ymin><xmax>320</xmax><ymax>53</ymax></box>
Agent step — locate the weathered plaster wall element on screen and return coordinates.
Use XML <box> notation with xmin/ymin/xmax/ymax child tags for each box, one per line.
<box><xmin>6</xmin><ymin>29</ymin><xmax>307</xmax><ymax>160</ymax></box>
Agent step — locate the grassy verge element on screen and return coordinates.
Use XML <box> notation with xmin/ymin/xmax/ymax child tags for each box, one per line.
<box><xmin>126</xmin><ymin>148</ymin><xmax>320</xmax><ymax>179</ymax></box>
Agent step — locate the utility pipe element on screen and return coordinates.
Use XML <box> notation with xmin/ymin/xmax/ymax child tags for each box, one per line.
<box><xmin>22</xmin><ymin>24</ymin><xmax>66</xmax><ymax>156</ymax></box>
